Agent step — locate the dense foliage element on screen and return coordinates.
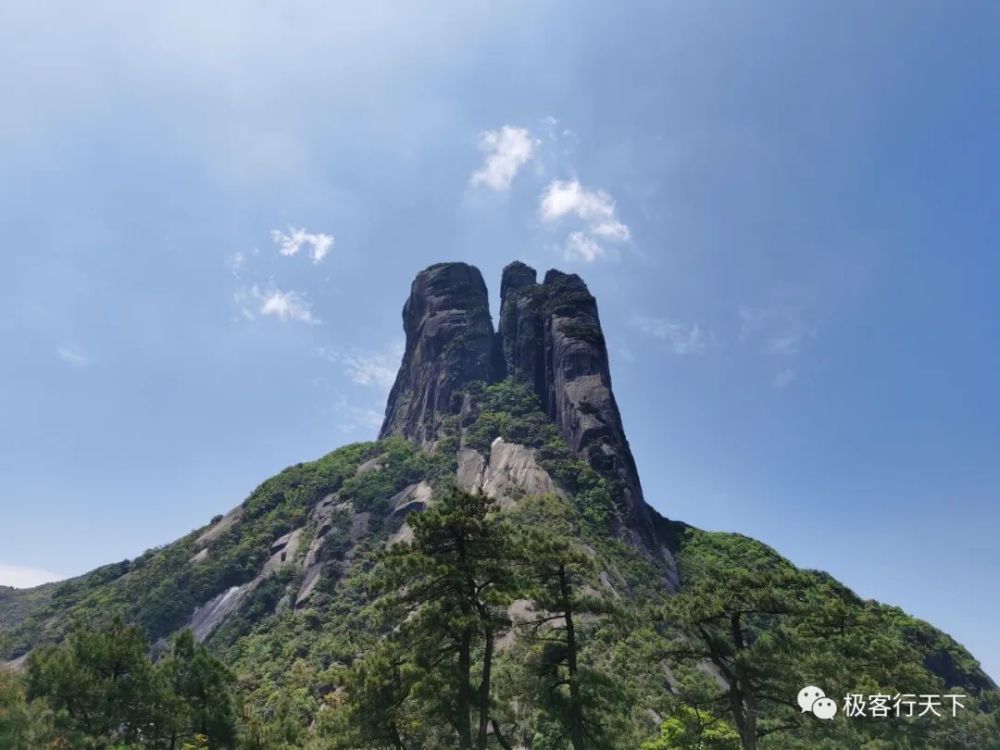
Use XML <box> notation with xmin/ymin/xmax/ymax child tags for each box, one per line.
<box><xmin>657</xmin><ymin>530</ymin><xmax>1000</xmax><ymax>749</ymax></box>
<box><xmin>1</xmin><ymin>379</ymin><xmax>996</xmax><ymax>748</ymax></box>
<box><xmin>1</xmin><ymin>619</ymin><xmax>237</xmax><ymax>749</ymax></box>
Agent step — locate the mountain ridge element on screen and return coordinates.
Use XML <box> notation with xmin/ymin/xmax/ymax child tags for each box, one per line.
<box><xmin>1</xmin><ymin>261</ymin><xmax>996</xmax><ymax>748</ymax></box>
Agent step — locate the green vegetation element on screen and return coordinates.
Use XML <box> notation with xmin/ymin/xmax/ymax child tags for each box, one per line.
<box><xmin>0</xmin><ymin>666</ymin><xmax>51</xmax><ymax>750</ymax></box>
<box><xmin>10</xmin><ymin>618</ymin><xmax>236</xmax><ymax>749</ymax></box>
<box><xmin>511</xmin><ymin>496</ymin><xmax>620</xmax><ymax>749</ymax></box>
<box><xmin>0</xmin><ymin>379</ymin><xmax>996</xmax><ymax>748</ymax></box>
<box><xmin>462</xmin><ymin>380</ymin><xmax>618</xmax><ymax>526</ymax></box>
<box><xmin>351</xmin><ymin>487</ymin><xmax>523</xmax><ymax>749</ymax></box>
<box><xmin>639</xmin><ymin>706</ymin><xmax>741</xmax><ymax>750</ymax></box>
<box><xmin>658</xmin><ymin>528</ymin><xmax>1000</xmax><ymax>749</ymax></box>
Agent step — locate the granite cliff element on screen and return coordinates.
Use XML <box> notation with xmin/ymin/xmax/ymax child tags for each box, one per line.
<box><xmin>379</xmin><ymin>263</ymin><xmax>495</xmax><ymax>445</ymax></box>
<box><xmin>380</xmin><ymin>261</ymin><xmax>667</xmax><ymax>563</ymax></box>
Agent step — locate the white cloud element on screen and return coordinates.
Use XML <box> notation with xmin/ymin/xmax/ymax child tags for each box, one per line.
<box><xmin>271</xmin><ymin>226</ymin><xmax>335</xmax><ymax>263</ymax></box>
<box><xmin>470</xmin><ymin>125</ymin><xmax>537</xmax><ymax>191</ymax></box>
<box><xmin>235</xmin><ymin>285</ymin><xmax>319</xmax><ymax>324</ymax></box>
<box><xmin>257</xmin><ymin>287</ymin><xmax>317</xmax><ymax>323</ymax></box>
<box><xmin>616</xmin><ymin>345</ymin><xmax>636</xmax><ymax>364</ymax></box>
<box><xmin>540</xmin><ymin>179</ymin><xmax>630</xmax><ymax>262</ymax></box>
<box><xmin>313</xmin><ymin>343</ymin><xmax>403</xmax><ymax>434</ymax></box>
<box><xmin>772</xmin><ymin>368</ymin><xmax>797</xmax><ymax>388</ymax></box>
<box><xmin>564</xmin><ymin>231</ymin><xmax>604</xmax><ymax>262</ymax></box>
<box><xmin>345</xmin><ymin>352</ymin><xmax>400</xmax><ymax>393</ymax></box>
<box><xmin>590</xmin><ymin>219</ymin><xmax>631</xmax><ymax>242</ymax></box>
<box><xmin>56</xmin><ymin>347</ymin><xmax>88</xmax><ymax>367</ymax></box>
<box><xmin>541</xmin><ymin>179</ymin><xmax>612</xmax><ymax>223</ymax></box>
<box><xmin>317</xmin><ymin>343</ymin><xmax>403</xmax><ymax>395</ymax></box>
<box><xmin>632</xmin><ymin>316</ymin><xmax>707</xmax><ymax>355</ymax></box>
<box><xmin>0</xmin><ymin>563</ymin><xmax>65</xmax><ymax>588</ymax></box>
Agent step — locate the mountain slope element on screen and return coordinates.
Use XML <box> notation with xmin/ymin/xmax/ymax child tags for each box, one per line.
<box><xmin>1</xmin><ymin>261</ymin><xmax>996</xmax><ymax>748</ymax></box>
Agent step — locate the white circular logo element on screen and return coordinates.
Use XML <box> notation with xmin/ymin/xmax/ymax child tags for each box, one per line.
<box><xmin>797</xmin><ymin>685</ymin><xmax>825</xmax><ymax>713</ymax></box>
<box><xmin>812</xmin><ymin>697</ymin><xmax>838</xmax><ymax>720</ymax></box>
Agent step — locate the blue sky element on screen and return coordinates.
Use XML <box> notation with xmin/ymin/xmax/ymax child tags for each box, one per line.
<box><xmin>1</xmin><ymin>2</ymin><xmax>998</xmax><ymax>678</ymax></box>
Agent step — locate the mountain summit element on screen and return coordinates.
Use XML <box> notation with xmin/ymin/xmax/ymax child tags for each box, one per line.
<box><xmin>1</xmin><ymin>262</ymin><xmax>997</xmax><ymax>749</ymax></box>
<box><xmin>381</xmin><ymin>262</ymin><xmax>668</xmax><ymax>561</ymax></box>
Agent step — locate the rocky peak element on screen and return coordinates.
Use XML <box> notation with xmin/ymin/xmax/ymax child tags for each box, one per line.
<box><xmin>497</xmin><ymin>262</ymin><xmax>546</xmax><ymax>396</ymax></box>
<box><xmin>498</xmin><ymin>263</ymin><xmax>651</xmax><ymax>531</ymax></box>
<box><xmin>379</xmin><ymin>262</ymin><xmax>495</xmax><ymax>444</ymax></box>
<box><xmin>499</xmin><ymin>260</ymin><xmax>538</xmax><ymax>304</ymax></box>
<box><xmin>381</xmin><ymin>260</ymin><xmax>655</xmax><ymax>536</ymax></box>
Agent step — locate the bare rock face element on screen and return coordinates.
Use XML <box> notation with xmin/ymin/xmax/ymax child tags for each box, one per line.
<box><xmin>379</xmin><ymin>262</ymin><xmax>496</xmax><ymax>444</ymax></box>
<box><xmin>379</xmin><ymin>260</ymin><xmax>668</xmax><ymax>568</ymax></box>
<box><xmin>457</xmin><ymin>438</ymin><xmax>561</xmax><ymax>506</ymax></box>
<box><xmin>195</xmin><ymin>505</ymin><xmax>244</xmax><ymax>548</ymax></box>
<box><xmin>497</xmin><ymin>261</ymin><xmax>547</xmax><ymax>397</ymax></box>
<box><xmin>190</xmin><ymin>585</ymin><xmax>250</xmax><ymax>642</ymax></box>
<box><xmin>498</xmin><ymin>263</ymin><xmax>651</xmax><ymax>531</ymax></box>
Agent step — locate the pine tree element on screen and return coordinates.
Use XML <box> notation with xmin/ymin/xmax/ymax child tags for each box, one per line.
<box><xmin>26</xmin><ymin>617</ymin><xmax>163</xmax><ymax>749</ymax></box>
<box><xmin>368</xmin><ymin>487</ymin><xmax>524</xmax><ymax>749</ymax></box>
<box><xmin>158</xmin><ymin>629</ymin><xmax>238</xmax><ymax>749</ymax></box>
<box><xmin>518</xmin><ymin>494</ymin><xmax>617</xmax><ymax>750</ymax></box>
<box><xmin>0</xmin><ymin>669</ymin><xmax>48</xmax><ymax>750</ymax></box>
<box><xmin>654</xmin><ymin>565</ymin><xmax>874</xmax><ymax>750</ymax></box>
<box><xmin>24</xmin><ymin>620</ymin><xmax>237</xmax><ymax>750</ymax></box>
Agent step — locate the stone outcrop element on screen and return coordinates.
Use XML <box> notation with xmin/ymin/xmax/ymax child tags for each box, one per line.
<box><xmin>190</xmin><ymin>584</ymin><xmax>250</xmax><ymax>642</ymax></box>
<box><xmin>457</xmin><ymin>437</ymin><xmax>561</xmax><ymax>506</ymax></box>
<box><xmin>195</xmin><ymin>505</ymin><xmax>244</xmax><ymax>548</ymax></box>
<box><xmin>496</xmin><ymin>262</ymin><xmax>547</xmax><ymax>399</ymax></box>
<box><xmin>497</xmin><ymin>264</ymin><xmax>650</xmax><ymax>530</ymax></box>
<box><xmin>379</xmin><ymin>262</ymin><xmax>496</xmax><ymax>444</ymax></box>
<box><xmin>379</xmin><ymin>260</ymin><xmax>668</xmax><ymax>567</ymax></box>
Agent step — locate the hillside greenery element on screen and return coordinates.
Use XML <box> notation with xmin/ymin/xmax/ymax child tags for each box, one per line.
<box><xmin>1</xmin><ymin>380</ymin><xmax>996</xmax><ymax>748</ymax></box>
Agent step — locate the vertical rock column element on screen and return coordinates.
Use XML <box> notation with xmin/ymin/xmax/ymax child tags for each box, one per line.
<box><xmin>541</xmin><ymin>270</ymin><xmax>649</xmax><ymax>525</ymax></box>
<box><xmin>381</xmin><ymin>260</ymin><xmax>661</xmax><ymax>552</ymax></box>
<box><xmin>497</xmin><ymin>261</ymin><xmax>547</xmax><ymax>403</ymax></box>
<box><xmin>379</xmin><ymin>262</ymin><xmax>496</xmax><ymax>445</ymax></box>
<box><xmin>498</xmin><ymin>263</ymin><xmax>652</xmax><ymax>532</ymax></box>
